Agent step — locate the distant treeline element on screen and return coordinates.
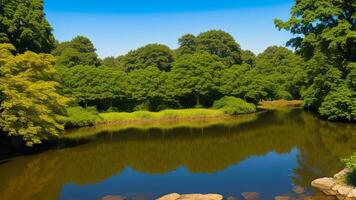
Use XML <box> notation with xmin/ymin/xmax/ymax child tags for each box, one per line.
<box><xmin>0</xmin><ymin>0</ymin><xmax>355</xmax><ymax>145</ymax></box>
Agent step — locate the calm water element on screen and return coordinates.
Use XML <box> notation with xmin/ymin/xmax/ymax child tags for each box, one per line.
<box><xmin>0</xmin><ymin>109</ymin><xmax>355</xmax><ymax>200</ymax></box>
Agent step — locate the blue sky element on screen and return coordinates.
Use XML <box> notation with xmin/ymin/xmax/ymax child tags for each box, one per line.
<box><xmin>45</xmin><ymin>0</ymin><xmax>293</xmax><ymax>58</ymax></box>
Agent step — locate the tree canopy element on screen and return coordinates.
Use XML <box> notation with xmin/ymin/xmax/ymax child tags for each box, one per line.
<box><xmin>0</xmin><ymin>0</ymin><xmax>56</xmax><ymax>53</ymax></box>
<box><xmin>0</xmin><ymin>44</ymin><xmax>70</xmax><ymax>146</ymax></box>
<box><xmin>52</xmin><ymin>36</ymin><xmax>100</xmax><ymax>67</ymax></box>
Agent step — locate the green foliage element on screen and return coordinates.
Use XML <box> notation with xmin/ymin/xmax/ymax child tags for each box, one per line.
<box><xmin>121</xmin><ymin>44</ymin><xmax>174</xmax><ymax>72</ymax></box>
<box><xmin>65</xmin><ymin>106</ymin><xmax>99</xmax><ymax>128</ymax></box>
<box><xmin>275</xmin><ymin>0</ymin><xmax>356</xmax><ymax>63</ymax></box>
<box><xmin>241</xmin><ymin>50</ymin><xmax>256</xmax><ymax>67</ymax></box>
<box><xmin>319</xmin><ymin>86</ymin><xmax>356</xmax><ymax>121</ymax></box>
<box><xmin>52</xmin><ymin>36</ymin><xmax>100</xmax><ymax>67</ymax></box>
<box><xmin>170</xmin><ymin>52</ymin><xmax>227</xmax><ymax>106</ymax></box>
<box><xmin>0</xmin><ymin>44</ymin><xmax>70</xmax><ymax>146</ymax></box>
<box><xmin>343</xmin><ymin>153</ymin><xmax>356</xmax><ymax>170</ymax></box>
<box><xmin>177</xmin><ymin>30</ymin><xmax>242</xmax><ymax>66</ymax></box>
<box><xmin>0</xmin><ymin>0</ymin><xmax>56</xmax><ymax>53</ymax></box>
<box><xmin>212</xmin><ymin>96</ymin><xmax>256</xmax><ymax>115</ymax></box>
<box><xmin>57</xmin><ymin>65</ymin><xmax>127</xmax><ymax>110</ymax></box>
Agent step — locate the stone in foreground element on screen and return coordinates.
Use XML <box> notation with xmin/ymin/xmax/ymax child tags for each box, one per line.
<box><xmin>241</xmin><ymin>192</ymin><xmax>260</xmax><ymax>200</ymax></box>
<box><xmin>311</xmin><ymin>177</ymin><xmax>336</xmax><ymax>195</ymax></box>
<box><xmin>157</xmin><ymin>193</ymin><xmax>223</xmax><ymax>200</ymax></box>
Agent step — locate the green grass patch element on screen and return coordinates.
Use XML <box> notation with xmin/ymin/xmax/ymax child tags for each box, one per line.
<box><xmin>98</xmin><ymin>108</ymin><xmax>227</xmax><ymax>123</ymax></box>
<box><xmin>65</xmin><ymin>106</ymin><xmax>100</xmax><ymax>128</ymax></box>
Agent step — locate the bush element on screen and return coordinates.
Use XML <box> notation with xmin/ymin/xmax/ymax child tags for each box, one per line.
<box><xmin>65</xmin><ymin>106</ymin><xmax>99</xmax><ymax>128</ymax></box>
<box><xmin>213</xmin><ymin>96</ymin><xmax>256</xmax><ymax>115</ymax></box>
<box><xmin>343</xmin><ymin>153</ymin><xmax>356</xmax><ymax>186</ymax></box>
<box><xmin>343</xmin><ymin>153</ymin><xmax>356</xmax><ymax>171</ymax></box>
<box><xmin>319</xmin><ymin>86</ymin><xmax>356</xmax><ymax>121</ymax></box>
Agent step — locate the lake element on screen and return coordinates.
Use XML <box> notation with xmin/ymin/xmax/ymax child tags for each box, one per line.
<box><xmin>0</xmin><ymin>109</ymin><xmax>355</xmax><ymax>200</ymax></box>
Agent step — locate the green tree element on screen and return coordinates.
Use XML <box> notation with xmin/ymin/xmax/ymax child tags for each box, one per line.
<box><xmin>0</xmin><ymin>44</ymin><xmax>70</xmax><ymax>146</ymax></box>
<box><xmin>0</xmin><ymin>0</ymin><xmax>56</xmax><ymax>53</ymax></box>
<box><xmin>52</xmin><ymin>36</ymin><xmax>100</xmax><ymax>67</ymax></box>
<box><xmin>121</xmin><ymin>44</ymin><xmax>174</xmax><ymax>72</ymax></box>
<box><xmin>319</xmin><ymin>86</ymin><xmax>356</xmax><ymax>121</ymax></box>
<box><xmin>241</xmin><ymin>50</ymin><xmax>256</xmax><ymax>67</ymax></box>
<box><xmin>275</xmin><ymin>0</ymin><xmax>356</xmax><ymax>65</ymax></box>
<box><xmin>195</xmin><ymin>30</ymin><xmax>242</xmax><ymax>66</ymax></box>
<box><xmin>57</xmin><ymin>65</ymin><xmax>127</xmax><ymax>109</ymax></box>
<box><xmin>176</xmin><ymin>34</ymin><xmax>197</xmax><ymax>56</ymax></box>
<box><xmin>170</xmin><ymin>52</ymin><xmax>227</xmax><ymax>107</ymax></box>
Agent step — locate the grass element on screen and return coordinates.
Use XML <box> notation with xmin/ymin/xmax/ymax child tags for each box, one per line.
<box><xmin>63</xmin><ymin>112</ymin><xmax>259</xmax><ymax>139</ymax></box>
<box><xmin>98</xmin><ymin>108</ymin><xmax>227</xmax><ymax>124</ymax></box>
<box><xmin>258</xmin><ymin>100</ymin><xmax>304</xmax><ymax>109</ymax></box>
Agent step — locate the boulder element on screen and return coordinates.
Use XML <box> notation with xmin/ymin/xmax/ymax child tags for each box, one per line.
<box><xmin>177</xmin><ymin>194</ymin><xmax>223</xmax><ymax>200</ymax></box>
<box><xmin>338</xmin><ymin>186</ymin><xmax>353</xmax><ymax>196</ymax></box>
<box><xmin>241</xmin><ymin>192</ymin><xmax>260</xmax><ymax>200</ymax></box>
<box><xmin>311</xmin><ymin>177</ymin><xmax>337</xmax><ymax>195</ymax></box>
<box><xmin>157</xmin><ymin>193</ymin><xmax>181</xmax><ymax>200</ymax></box>
<box><xmin>347</xmin><ymin>189</ymin><xmax>356</xmax><ymax>199</ymax></box>
<box><xmin>226</xmin><ymin>196</ymin><xmax>239</xmax><ymax>200</ymax></box>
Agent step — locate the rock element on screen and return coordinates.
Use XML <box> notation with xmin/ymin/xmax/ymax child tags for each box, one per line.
<box><xmin>157</xmin><ymin>193</ymin><xmax>181</xmax><ymax>200</ymax></box>
<box><xmin>334</xmin><ymin>169</ymin><xmax>352</xmax><ymax>179</ymax></box>
<box><xmin>177</xmin><ymin>194</ymin><xmax>223</xmax><ymax>200</ymax></box>
<box><xmin>347</xmin><ymin>189</ymin><xmax>356</xmax><ymax>198</ymax></box>
<box><xmin>338</xmin><ymin>186</ymin><xmax>353</xmax><ymax>196</ymax></box>
<box><xmin>311</xmin><ymin>177</ymin><xmax>337</xmax><ymax>195</ymax></box>
<box><xmin>226</xmin><ymin>196</ymin><xmax>239</xmax><ymax>200</ymax></box>
<box><xmin>293</xmin><ymin>185</ymin><xmax>305</xmax><ymax>194</ymax></box>
<box><xmin>332</xmin><ymin>184</ymin><xmax>342</xmax><ymax>192</ymax></box>
<box><xmin>274</xmin><ymin>196</ymin><xmax>291</xmax><ymax>200</ymax></box>
<box><xmin>241</xmin><ymin>192</ymin><xmax>260</xmax><ymax>200</ymax></box>
<box><xmin>101</xmin><ymin>195</ymin><xmax>127</xmax><ymax>200</ymax></box>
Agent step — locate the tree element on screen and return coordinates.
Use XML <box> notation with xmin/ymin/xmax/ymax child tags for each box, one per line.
<box><xmin>176</xmin><ymin>34</ymin><xmax>197</xmax><ymax>56</ymax></box>
<box><xmin>52</xmin><ymin>36</ymin><xmax>100</xmax><ymax>67</ymax></box>
<box><xmin>241</xmin><ymin>50</ymin><xmax>256</xmax><ymax>67</ymax></box>
<box><xmin>0</xmin><ymin>44</ymin><xmax>70</xmax><ymax>146</ymax></box>
<box><xmin>195</xmin><ymin>30</ymin><xmax>242</xmax><ymax>66</ymax></box>
<box><xmin>121</xmin><ymin>44</ymin><xmax>174</xmax><ymax>72</ymax></box>
<box><xmin>319</xmin><ymin>86</ymin><xmax>356</xmax><ymax>121</ymax></box>
<box><xmin>170</xmin><ymin>52</ymin><xmax>227</xmax><ymax>107</ymax></box>
<box><xmin>57</xmin><ymin>65</ymin><xmax>127</xmax><ymax>109</ymax></box>
<box><xmin>0</xmin><ymin>0</ymin><xmax>56</xmax><ymax>53</ymax></box>
<box><xmin>275</xmin><ymin>0</ymin><xmax>355</xmax><ymax>66</ymax></box>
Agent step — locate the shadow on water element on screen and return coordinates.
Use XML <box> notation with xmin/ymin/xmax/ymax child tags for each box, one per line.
<box><xmin>0</xmin><ymin>109</ymin><xmax>354</xmax><ymax>200</ymax></box>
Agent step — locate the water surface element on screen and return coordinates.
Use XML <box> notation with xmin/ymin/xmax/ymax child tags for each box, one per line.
<box><xmin>0</xmin><ymin>109</ymin><xmax>355</xmax><ymax>200</ymax></box>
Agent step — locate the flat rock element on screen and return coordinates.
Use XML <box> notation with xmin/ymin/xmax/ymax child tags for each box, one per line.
<box><xmin>274</xmin><ymin>196</ymin><xmax>291</xmax><ymax>200</ymax></box>
<box><xmin>178</xmin><ymin>194</ymin><xmax>223</xmax><ymax>200</ymax></box>
<box><xmin>293</xmin><ymin>185</ymin><xmax>305</xmax><ymax>194</ymax></box>
<box><xmin>241</xmin><ymin>192</ymin><xmax>260</xmax><ymax>200</ymax></box>
<box><xmin>347</xmin><ymin>189</ymin><xmax>356</xmax><ymax>198</ymax></box>
<box><xmin>338</xmin><ymin>186</ymin><xmax>354</xmax><ymax>196</ymax></box>
<box><xmin>226</xmin><ymin>196</ymin><xmax>239</xmax><ymax>200</ymax></box>
<box><xmin>101</xmin><ymin>195</ymin><xmax>127</xmax><ymax>200</ymax></box>
<box><xmin>157</xmin><ymin>193</ymin><xmax>181</xmax><ymax>200</ymax></box>
<box><xmin>311</xmin><ymin>177</ymin><xmax>336</xmax><ymax>195</ymax></box>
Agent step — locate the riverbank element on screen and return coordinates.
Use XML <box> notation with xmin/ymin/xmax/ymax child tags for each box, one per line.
<box><xmin>258</xmin><ymin>100</ymin><xmax>304</xmax><ymax>109</ymax></box>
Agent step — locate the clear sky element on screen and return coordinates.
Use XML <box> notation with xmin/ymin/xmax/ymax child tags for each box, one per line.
<box><xmin>45</xmin><ymin>0</ymin><xmax>293</xmax><ymax>58</ymax></box>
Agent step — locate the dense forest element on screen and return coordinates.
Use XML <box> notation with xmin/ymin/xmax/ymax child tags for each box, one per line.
<box><xmin>0</xmin><ymin>0</ymin><xmax>355</xmax><ymax>146</ymax></box>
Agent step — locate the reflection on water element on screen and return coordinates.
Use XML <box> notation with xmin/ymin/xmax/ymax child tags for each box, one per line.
<box><xmin>0</xmin><ymin>109</ymin><xmax>355</xmax><ymax>200</ymax></box>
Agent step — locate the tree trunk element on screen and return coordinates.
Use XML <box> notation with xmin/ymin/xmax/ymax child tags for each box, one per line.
<box><xmin>195</xmin><ymin>94</ymin><xmax>200</xmax><ymax>106</ymax></box>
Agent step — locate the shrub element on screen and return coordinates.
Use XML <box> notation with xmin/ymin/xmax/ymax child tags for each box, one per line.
<box><xmin>343</xmin><ymin>153</ymin><xmax>356</xmax><ymax>186</ymax></box>
<box><xmin>65</xmin><ymin>106</ymin><xmax>99</xmax><ymax>128</ymax></box>
<box><xmin>213</xmin><ymin>96</ymin><xmax>256</xmax><ymax>115</ymax></box>
<box><xmin>319</xmin><ymin>86</ymin><xmax>356</xmax><ymax>122</ymax></box>
<box><xmin>343</xmin><ymin>153</ymin><xmax>356</xmax><ymax>171</ymax></box>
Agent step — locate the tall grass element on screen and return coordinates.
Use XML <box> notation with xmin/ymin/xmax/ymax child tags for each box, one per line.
<box><xmin>98</xmin><ymin>109</ymin><xmax>227</xmax><ymax>123</ymax></box>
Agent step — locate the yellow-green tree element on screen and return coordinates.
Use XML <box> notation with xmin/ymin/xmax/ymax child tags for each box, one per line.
<box><xmin>0</xmin><ymin>44</ymin><xmax>70</xmax><ymax>146</ymax></box>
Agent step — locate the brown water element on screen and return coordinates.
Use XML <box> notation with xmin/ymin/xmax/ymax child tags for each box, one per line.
<box><xmin>0</xmin><ymin>109</ymin><xmax>354</xmax><ymax>200</ymax></box>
